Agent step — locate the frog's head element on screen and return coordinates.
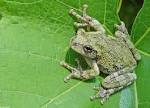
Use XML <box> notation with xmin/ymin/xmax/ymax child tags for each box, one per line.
<box><xmin>70</xmin><ymin>29</ymin><xmax>98</xmax><ymax>59</ymax></box>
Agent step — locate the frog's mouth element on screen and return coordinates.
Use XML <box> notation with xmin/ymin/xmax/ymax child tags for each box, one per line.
<box><xmin>71</xmin><ymin>42</ymin><xmax>85</xmax><ymax>55</ymax></box>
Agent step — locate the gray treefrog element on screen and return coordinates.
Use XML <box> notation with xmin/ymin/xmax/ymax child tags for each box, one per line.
<box><xmin>60</xmin><ymin>4</ymin><xmax>141</xmax><ymax>104</ymax></box>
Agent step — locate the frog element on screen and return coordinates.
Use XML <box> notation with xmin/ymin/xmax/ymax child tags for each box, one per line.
<box><xmin>60</xmin><ymin>4</ymin><xmax>141</xmax><ymax>104</ymax></box>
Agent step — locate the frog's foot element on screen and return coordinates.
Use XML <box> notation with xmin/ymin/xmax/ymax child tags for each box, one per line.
<box><xmin>69</xmin><ymin>4</ymin><xmax>105</xmax><ymax>32</ymax></box>
<box><xmin>69</xmin><ymin>4</ymin><xmax>91</xmax><ymax>30</ymax></box>
<box><xmin>60</xmin><ymin>61</ymin><xmax>81</xmax><ymax>82</ymax></box>
<box><xmin>114</xmin><ymin>21</ymin><xmax>128</xmax><ymax>35</ymax></box>
<box><xmin>91</xmin><ymin>72</ymin><xmax>137</xmax><ymax>104</ymax></box>
<box><xmin>90</xmin><ymin>86</ymin><xmax>123</xmax><ymax>104</ymax></box>
<box><xmin>90</xmin><ymin>86</ymin><xmax>110</xmax><ymax>104</ymax></box>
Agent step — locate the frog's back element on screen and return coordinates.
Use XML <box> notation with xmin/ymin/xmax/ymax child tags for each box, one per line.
<box><xmin>96</xmin><ymin>36</ymin><xmax>137</xmax><ymax>74</ymax></box>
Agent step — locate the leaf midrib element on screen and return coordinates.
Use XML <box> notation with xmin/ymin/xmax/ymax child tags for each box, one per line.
<box><xmin>41</xmin><ymin>81</ymin><xmax>82</xmax><ymax>108</ymax></box>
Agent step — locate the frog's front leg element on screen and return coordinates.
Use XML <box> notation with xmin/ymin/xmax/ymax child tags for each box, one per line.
<box><xmin>114</xmin><ymin>21</ymin><xmax>141</xmax><ymax>61</ymax></box>
<box><xmin>91</xmin><ymin>66</ymin><xmax>137</xmax><ymax>104</ymax></box>
<box><xmin>60</xmin><ymin>60</ymin><xmax>99</xmax><ymax>82</ymax></box>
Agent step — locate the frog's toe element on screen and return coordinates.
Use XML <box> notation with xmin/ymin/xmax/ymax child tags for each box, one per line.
<box><xmin>90</xmin><ymin>93</ymin><xmax>108</xmax><ymax>105</ymax></box>
<box><xmin>64</xmin><ymin>73</ymin><xmax>73</xmax><ymax>83</ymax></box>
<box><xmin>90</xmin><ymin>87</ymin><xmax>109</xmax><ymax>104</ymax></box>
<box><xmin>114</xmin><ymin>23</ymin><xmax>120</xmax><ymax>29</ymax></box>
<box><xmin>64</xmin><ymin>69</ymin><xmax>82</xmax><ymax>82</ymax></box>
<box><xmin>90</xmin><ymin>95</ymin><xmax>100</xmax><ymax>101</ymax></box>
<box><xmin>114</xmin><ymin>21</ymin><xmax>127</xmax><ymax>34</ymax></box>
<box><xmin>100</xmin><ymin>97</ymin><xmax>108</xmax><ymax>104</ymax></box>
<box><xmin>74</xmin><ymin>22</ymin><xmax>88</xmax><ymax>28</ymax></box>
<box><xmin>93</xmin><ymin>86</ymin><xmax>101</xmax><ymax>91</ymax></box>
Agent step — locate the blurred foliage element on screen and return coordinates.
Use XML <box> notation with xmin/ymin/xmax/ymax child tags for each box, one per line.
<box><xmin>119</xmin><ymin>0</ymin><xmax>143</xmax><ymax>33</ymax></box>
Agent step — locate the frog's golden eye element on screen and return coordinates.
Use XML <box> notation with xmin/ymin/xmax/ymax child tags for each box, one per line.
<box><xmin>83</xmin><ymin>45</ymin><xmax>93</xmax><ymax>53</ymax></box>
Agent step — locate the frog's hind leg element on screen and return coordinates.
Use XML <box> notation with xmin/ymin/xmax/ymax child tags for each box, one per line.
<box><xmin>69</xmin><ymin>5</ymin><xmax>105</xmax><ymax>32</ymax></box>
<box><xmin>69</xmin><ymin>4</ymin><xmax>89</xmax><ymax>22</ymax></box>
<box><xmin>91</xmin><ymin>71</ymin><xmax>137</xmax><ymax>104</ymax></box>
<box><xmin>102</xmin><ymin>71</ymin><xmax>136</xmax><ymax>89</ymax></box>
<box><xmin>114</xmin><ymin>21</ymin><xmax>141</xmax><ymax>61</ymax></box>
<box><xmin>69</xmin><ymin>5</ymin><xmax>90</xmax><ymax>31</ymax></box>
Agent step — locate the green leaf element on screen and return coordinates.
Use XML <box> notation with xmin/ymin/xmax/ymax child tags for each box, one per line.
<box><xmin>131</xmin><ymin>0</ymin><xmax>150</xmax><ymax>108</ymax></box>
<box><xmin>0</xmin><ymin>0</ymin><xmax>138</xmax><ymax>108</ymax></box>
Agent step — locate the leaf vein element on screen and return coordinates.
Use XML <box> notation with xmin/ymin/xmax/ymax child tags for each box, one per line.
<box><xmin>48</xmin><ymin>16</ymin><xmax>71</xmax><ymax>26</ymax></box>
<box><xmin>103</xmin><ymin>24</ymin><xmax>113</xmax><ymax>35</ymax></box>
<box><xmin>137</xmin><ymin>49</ymin><xmax>150</xmax><ymax>57</ymax></box>
<box><xmin>0</xmin><ymin>89</ymin><xmax>48</xmax><ymax>98</ymax></box>
<box><xmin>135</xmin><ymin>27</ymin><xmax>150</xmax><ymax>46</ymax></box>
<box><xmin>0</xmin><ymin>48</ymin><xmax>61</xmax><ymax>62</ymax></box>
<box><xmin>41</xmin><ymin>81</ymin><xmax>82</xmax><ymax>108</ymax></box>
<box><xmin>103</xmin><ymin>0</ymin><xmax>107</xmax><ymax>24</ymax></box>
<box><xmin>3</xmin><ymin>0</ymin><xmax>43</xmax><ymax>5</ymax></box>
<box><xmin>134</xmin><ymin>82</ymin><xmax>138</xmax><ymax>108</ymax></box>
<box><xmin>55</xmin><ymin>0</ymin><xmax>81</xmax><ymax>12</ymax></box>
<box><xmin>139</xmin><ymin>101</ymin><xmax>150</xmax><ymax>105</ymax></box>
<box><xmin>78</xmin><ymin>0</ymin><xmax>81</xmax><ymax>9</ymax></box>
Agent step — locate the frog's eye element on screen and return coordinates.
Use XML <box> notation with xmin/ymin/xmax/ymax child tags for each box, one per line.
<box><xmin>83</xmin><ymin>45</ymin><xmax>93</xmax><ymax>53</ymax></box>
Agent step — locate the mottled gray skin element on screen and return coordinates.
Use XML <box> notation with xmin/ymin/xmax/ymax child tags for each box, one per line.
<box><xmin>60</xmin><ymin>4</ymin><xmax>141</xmax><ymax>104</ymax></box>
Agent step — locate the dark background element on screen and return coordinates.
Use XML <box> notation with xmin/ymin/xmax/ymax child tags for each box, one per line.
<box><xmin>119</xmin><ymin>0</ymin><xmax>143</xmax><ymax>33</ymax></box>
